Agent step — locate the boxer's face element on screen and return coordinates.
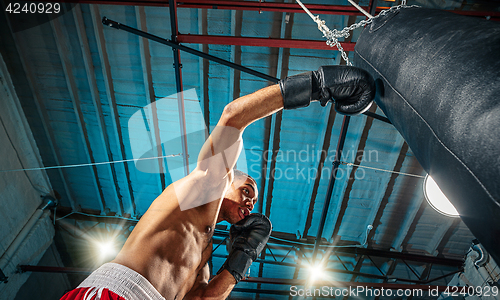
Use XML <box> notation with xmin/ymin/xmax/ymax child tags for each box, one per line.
<box><xmin>218</xmin><ymin>175</ymin><xmax>258</xmax><ymax>224</ymax></box>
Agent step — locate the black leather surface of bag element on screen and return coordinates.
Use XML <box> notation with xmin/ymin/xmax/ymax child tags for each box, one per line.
<box><xmin>354</xmin><ymin>7</ymin><xmax>500</xmax><ymax>263</ymax></box>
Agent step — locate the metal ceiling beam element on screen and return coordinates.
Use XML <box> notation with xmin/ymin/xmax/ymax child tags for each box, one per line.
<box><xmin>170</xmin><ymin>0</ymin><xmax>190</xmax><ymax>177</ymax></box>
<box><xmin>178</xmin><ymin>0</ymin><xmax>369</xmax><ymax>16</ymax></box>
<box><xmin>435</xmin><ymin>218</ymin><xmax>461</xmax><ymax>257</ymax></box>
<box><xmin>136</xmin><ymin>6</ymin><xmax>166</xmax><ymax>191</ymax></box>
<box><xmin>385</xmin><ymin>157</ymin><xmax>425</xmax><ymax>250</ymax></box>
<box><xmin>47</xmin><ymin>0</ymin><xmax>370</xmax><ymax>15</ymax></box>
<box><xmin>102</xmin><ymin>17</ymin><xmax>278</xmax><ymax>83</ymax></box>
<box><xmin>73</xmin><ymin>5</ymin><xmax>123</xmax><ymax>214</ymax></box>
<box><xmin>17</xmin><ymin>264</ymin><xmax>452</xmax><ymax>291</ymax></box>
<box><xmin>177</xmin><ymin>34</ymin><xmax>356</xmax><ymax>51</ymax></box>
<box><xmin>5</xmin><ymin>13</ymin><xmax>76</xmax><ymax>210</ymax></box>
<box><xmin>90</xmin><ymin>4</ymin><xmax>136</xmax><ymax>217</ymax></box>
<box><xmin>312</xmin><ymin>116</ymin><xmax>351</xmax><ymax>262</ymax></box>
<box><xmin>330</xmin><ymin>106</ymin><xmax>377</xmax><ymax>243</ymax></box>
<box><xmin>50</xmin><ymin>16</ymin><xmax>107</xmax><ymax>213</ymax></box>
<box><xmin>329</xmin><ymin>10</ymin><xmax>371</xmax><ymax>244</ymax></box>
<box><xmin>102</xmin><ymin>17</ymin><xmax>391</xmax><ymax>129</ymax></box>
<box><xmin>199</xmin><ymin>8</ymin><xmax>210</xmax><ymax>138</ymax></box>
<box><xmin>229</xmin><ymin>10</ymin><xmax>242</xmax><ymax>103</ymax></box>
<box><xmin>400</xmin><ymin>197</ymin><xmax>427</xmax><ymax>252</ymax></box>
<box><xmin>243</xmin><ymin>276</ymin><xmax>452</xmax><ymax>291</ymax></box>
<box><xmin>256</xmin><ymin>11</ymin><xmax>284</xmax><ymax>299</ymax></box>
<box><xmin>262</xmin><ymin>8</ymin><xmax>291</xmax><ymax>217</ymax></box>
<box><xmin>54</xmin><ymin>207</ymin><xmax>464</xmax><ymax>266</ymax></box>
<box><xmin>366</xmin><ymin>142</ymin><xmax>410</xmax><ymax>247</ymax></box>
<box><xmin>302</xmin><ymin>105</ymin><xmax>336</xmax><ymax>237</ymax></box>
<box><xmin>49</xmin><ymin>0</ymin><xmax>500</xmax><ymax>20</ymax></box>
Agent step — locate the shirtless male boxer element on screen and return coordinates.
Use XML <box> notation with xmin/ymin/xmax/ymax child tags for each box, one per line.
<box><xmin>59</xmin><ymin>66</ymin><xmax>375</xmax><ymax>300</ymax></box>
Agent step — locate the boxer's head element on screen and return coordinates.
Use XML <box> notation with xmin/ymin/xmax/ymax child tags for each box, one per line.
<box><xmin>218</xmin><ymin>170</ymin><xmax>258</xmax><ymax>224</ymax></box>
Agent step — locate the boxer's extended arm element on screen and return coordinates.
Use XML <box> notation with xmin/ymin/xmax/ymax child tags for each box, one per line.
<box><xmin>172</xmin><ymin>85</ymin><xmax>283</xmax><ymax>211</ymax></box>
<box><xmin>191</xmin><ymin>85</ymin><xmax>283</xmax><ymax>192</ymax></box>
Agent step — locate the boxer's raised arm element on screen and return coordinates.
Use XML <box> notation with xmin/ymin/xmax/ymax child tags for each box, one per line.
<box><xmin>194</xmin><ymin>85</ymin><xmax>283</xmax><ymax>183</ymax></box>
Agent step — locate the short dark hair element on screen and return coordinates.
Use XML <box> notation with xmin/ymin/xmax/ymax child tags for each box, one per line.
<box><xmin>233</xmin><ymin>169</ymin><xmax>256</xmax><ymax>186</ymax></box>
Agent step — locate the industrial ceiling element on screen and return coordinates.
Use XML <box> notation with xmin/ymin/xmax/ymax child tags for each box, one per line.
<box><xmin>1</xmin><ymin>0</ymin><xmax>499</xmax><ymax>298</ymax></box>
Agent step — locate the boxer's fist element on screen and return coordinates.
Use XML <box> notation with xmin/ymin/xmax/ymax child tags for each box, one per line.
<box><xmin>279</xmin><ymin>66</ymin><xmax>375</xmax><ymax>115</ymax></box>
<box><xmin>218</xmin><ymin>214</ymin><xmax>272</xmax><ymax>283</ymax></box>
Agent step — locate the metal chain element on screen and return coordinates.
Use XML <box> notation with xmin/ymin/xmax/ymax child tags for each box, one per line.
<box><xmin>296</xmin><ymin>0</ymin><xmax>419</xmax><ymax>66</ymax></box>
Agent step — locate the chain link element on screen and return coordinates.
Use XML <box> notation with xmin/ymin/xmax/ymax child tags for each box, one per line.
<box><xmin>307</xmin><ymin>3</ymin><xmax>419</xmax><ymax>66</ymax></box>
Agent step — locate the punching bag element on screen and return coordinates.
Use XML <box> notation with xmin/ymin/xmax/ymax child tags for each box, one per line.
<box><xmin>354</xmin><ymin>7</ymin><xmax>500</xmax><ymax>263</ymax></box>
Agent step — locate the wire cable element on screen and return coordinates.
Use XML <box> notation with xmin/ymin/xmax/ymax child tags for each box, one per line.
<box><xmin>340</xmin><ymin>161</ymin><xmax>426</xmax><ymax>178</ymax></box>
<box><xmin>0</xmin><ymin>153</ymin><xmax>182</xmax><ymax>173</ymax></box>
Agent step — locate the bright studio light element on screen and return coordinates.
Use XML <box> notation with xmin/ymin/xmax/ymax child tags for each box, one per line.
<box><xmin>96</xmin><ymin>240</ymin><xmax>117</xmax><ymax>260</ymax></box>
<box><xmin>424</xmin><ymin>175</ymin><xmax>459</xmax><ymax>217</ymax></box>
<box><xmin>308</xmin><ymin>263</ymin><xmax>326</xmax><ymax>283</ymax></box>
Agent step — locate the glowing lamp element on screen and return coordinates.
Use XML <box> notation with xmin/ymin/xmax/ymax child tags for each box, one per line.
<box><xmin>423</xmin><ymin>175</ymin><xmax>459</xmax><ymax>217</ymax></box>
<box><xmin>96</xmin><ymin>240</ymin><xmax>117</xmax><ymax>260</ymax></box>
<box><xmin>308</xmin><ymin>263</ymin><xmax>326</xmax><ymax>283</ymax></box>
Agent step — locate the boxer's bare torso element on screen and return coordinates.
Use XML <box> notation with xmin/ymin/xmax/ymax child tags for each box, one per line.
<box><xmin>112</xmin><ymin>85</ymin><xmax>283</xmax><ymax>300</ymax></box>
<box><xmin>113</xmin><ymin>171</ymin><xmax>258</xmax><ymax>299</ymax></box>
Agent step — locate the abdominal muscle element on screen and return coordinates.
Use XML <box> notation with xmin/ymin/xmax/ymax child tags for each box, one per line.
<box><xmin>112</xmin><ymin>184</ymin><xmax>218</xmax><ymax>300</ymax></box>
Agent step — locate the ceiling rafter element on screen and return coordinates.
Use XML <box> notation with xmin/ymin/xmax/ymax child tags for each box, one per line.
<box><xmin>229</xmin><ymin>10</ymin><xmax>242</xmax><ymax>102</ymax></box>
<box><xmin>330</xmin><ymin>105</ymin><xmax>377</xmax><ymax>243</ymax></box>
<box><xmin>435</xmin><ymin>218</ymin><xmax>462</xmax><ymax>257</ymax></box>
<box><xmin>73</xmin><ymin>4</ymin><xmax>124</xmax><ymax>213</ymax></box>
<box><xmin>199</xmin><ymin>8</ymin><xmax>209</xmax><ymax>138</ymax></box>
<box><xmin>261</xmin><ymin>0</ymin><xmax>296</xmax><ymax>218</ymax></box>
<box><xmin>90</xmin><ymin>4</ymin><xmax>136</xmax><ymax>216</ymax></box>
<box><xmin>6</xmin><ymin>14</ymin><xmax>76</xmax><ymax>210</ymax></box>
<box><xmin>302</xmin><ymin>5</ymin><xmax>362</xmax><ymax>240</ymax></box>
<box><xmin>401</xmin><ymin>197</ymin><xmax>427</xmax><ymax>253</ymax></box>
<box><xmin>328</xmin><ymin>7</ymin><xmax>372</xmax><ymax>246</ymax></box>
<box><xmin>384</xmin><ymin>156</ymin><xmax>426</xmax><ymax>251</ymax></box>
<box><xmin>262</xmin><ymin>85</ymin><xmax>283</xmax><ymax>218</ymax></box>
<box><xmin>302</xmin><ymin>105</ymin><xmax>336</xmax><ymax>238</ymax></box>
<box><xmin>46</xmin><ymin>0</ymin><xmax>500</xmax><ymax>20</ymax></box>
<box><xmin>365</xmin><ymin>142</ymin><xmax>410</xmax><ymax>247</ymax></box>
<box><xmin>256</xmin><ymin>9</ymin><xmax>287</xmax><ymax>297</ymax></box>
<box><xmin>169</xmin><ymin>0</ymin><xmax>190</xmax><ymax>177</ymax></box>
<box><xmin>177</xmin><ymin>34</ymin><xmax>356</xmax><ymax>51</ymax></box>
<box><xmin>312</xmin><ymin>115</ymin><xmax>350</xmax><ymax>260</ymax></box>
<box><xmin>135</xmin><ymin>5</ymin><xmax>166</xmax><ymax>192</ymax></box>
<box><xmin>50</xmin><ymin>15</ymin><xmax>107</xmax><ymax>213</ymax></box>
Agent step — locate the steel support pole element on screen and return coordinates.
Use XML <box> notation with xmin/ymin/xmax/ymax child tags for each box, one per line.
<box><xmin>102</xmin><ymin>17</ymin><xmax>278</xmax><ymax>83</ymax></box>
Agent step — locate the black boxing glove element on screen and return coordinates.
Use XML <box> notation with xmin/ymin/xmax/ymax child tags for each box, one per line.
<box><xmin>217</xmin><ymin>213</ymin><xmax>272</xmax><ymax>283</ymax></box>
<box><xmin>279</xmin><ymin>66</ymin><xmax>375</xmax><ymax>115</ymax></box>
